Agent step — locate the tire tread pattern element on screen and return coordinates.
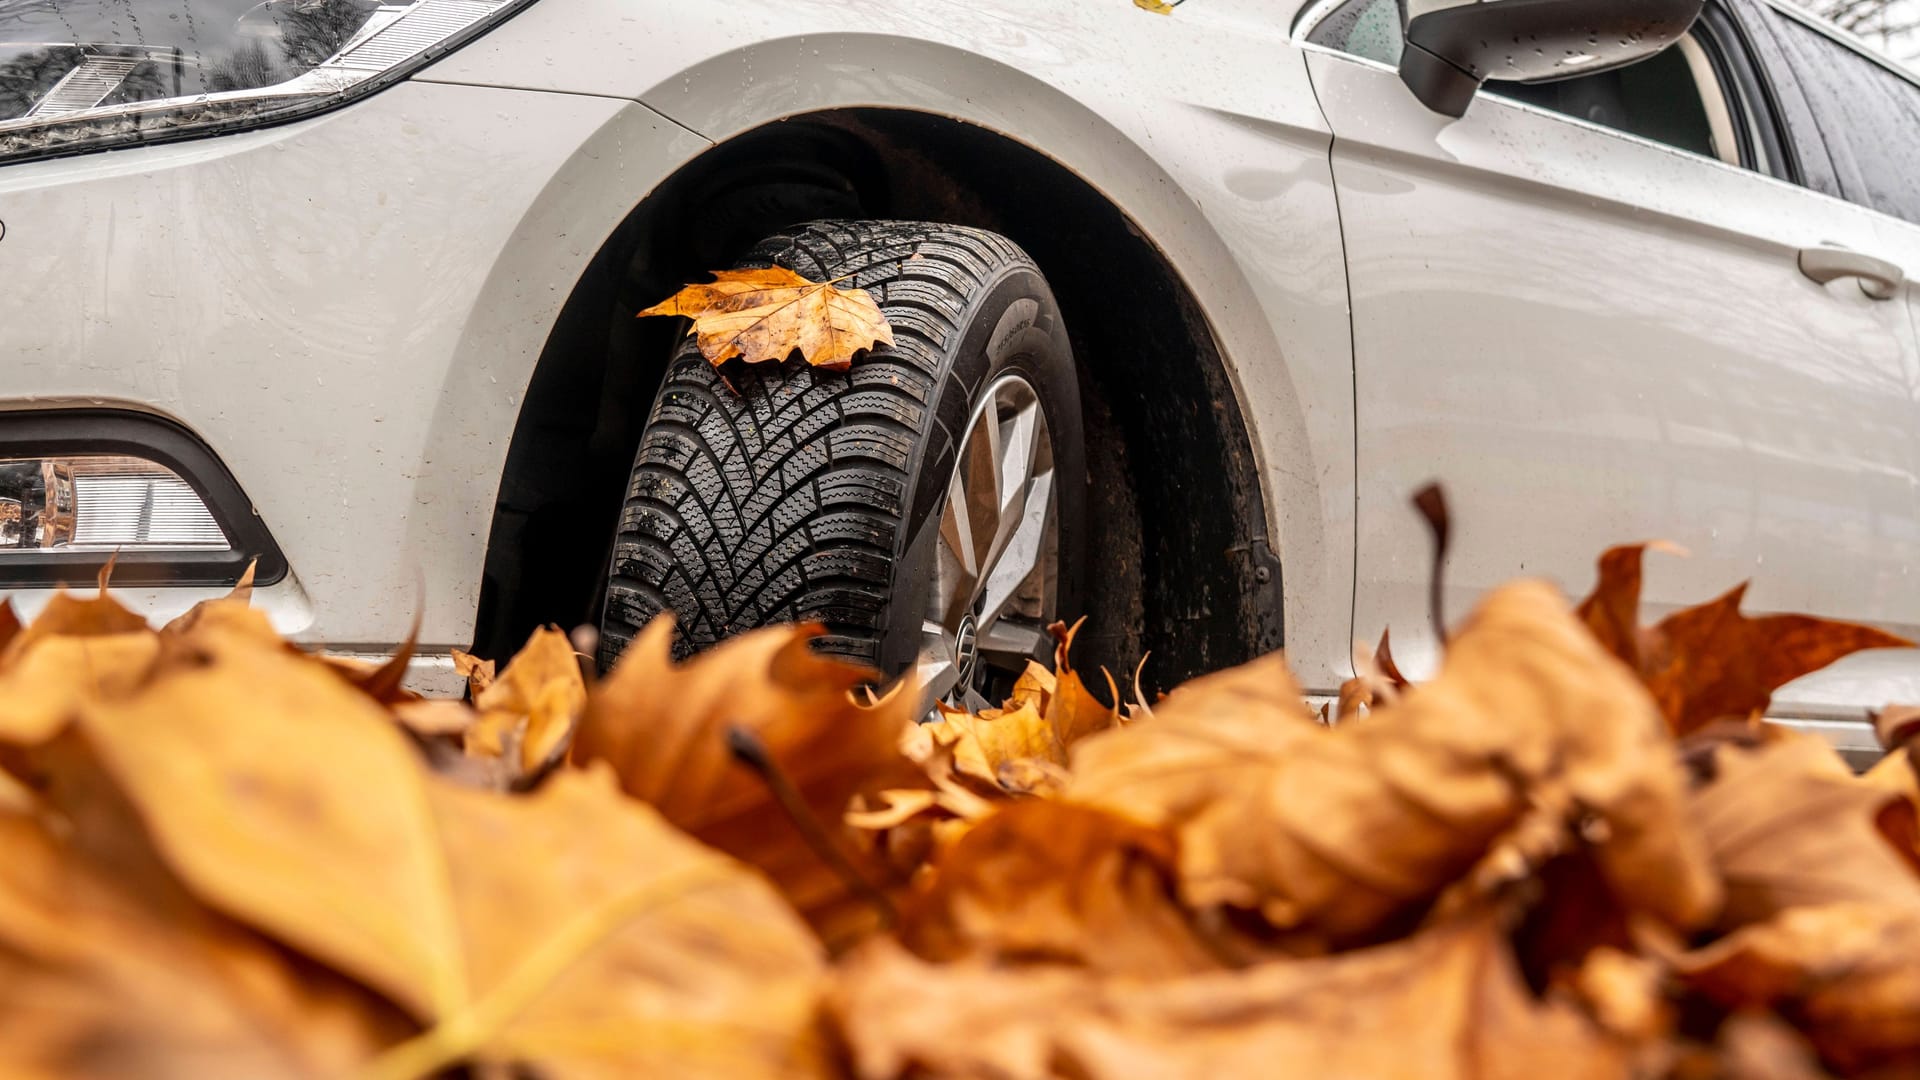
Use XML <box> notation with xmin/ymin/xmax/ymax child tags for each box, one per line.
<box><xmin>601</xmin><ymin>221</ymin><xmax>1029</xmax><ymax>669</ymax></box>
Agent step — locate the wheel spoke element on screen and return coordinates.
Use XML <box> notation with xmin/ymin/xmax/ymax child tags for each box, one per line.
<box><xmin>916</xmin><ymin>617</ymin><xmax>962</xmax><ymax>710</ymax></box>
<box><xmin>960</xmin><ymin>393</ymin><xmax>1004</xmax><ymax>592</ymax></box>
<box><xmin>982</xmin><ymin>399</ymin><xmax>1041</xmax><ymax>573</ymax></box>
<box><xmin>976</xmin><ymin>467</ymin><xmax>1052</xmax><ymax>633</ymax></box>
<box><xmin>935</xmin><ymin>469</ymin><xmax>979</xmax><ymax>628</ymax></box>
<box><xmin>976</xmin><ymin>617</ymin><xmax>1053</xmax><ymax>670</ymax></box>
<box><xmin>920</xmin><ymin>373</ymin><xmax>1060</xmax><ymax>709</ymax></box>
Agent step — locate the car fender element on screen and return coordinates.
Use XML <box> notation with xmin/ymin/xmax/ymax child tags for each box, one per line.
<box><xmin>424</xmin><ymin>0</ymin><xmax>1357</xmax><ymax>687</ymax></box>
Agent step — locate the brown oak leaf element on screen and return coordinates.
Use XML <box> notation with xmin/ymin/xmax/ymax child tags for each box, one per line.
<box><xmin>830</xmin><ymin>916</ymin><xmax>1630</xmax><ymax>1080</ymax></box>
<box><xmin>1676</xmin><ymin>903</ymin><xmax>1920</xmax><ymax>1076</ymax></box>
<box><xmin>1691</xmin><ymin>731</ymin><xmax>1920</xmax><ymax>929</ymax></box>
<box><xmin>1069</xmin><ymin>582</ymin><xmax>1718</xmax><ymax>945</ymax></box>
<box><xmin>1575</xmin><ymin>543</ymin><xmax>1911</xmax><ymax>735</ymax></box>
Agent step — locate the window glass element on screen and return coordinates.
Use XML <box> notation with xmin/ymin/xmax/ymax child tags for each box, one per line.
<box><xmin>1766</xmin><ymin>13</ymin><xmax>1920</xmax><ymax>226</ymax></box>
<box><xmin>1491</xmin><ymin>50</ymin><xmax>1720</xmax><ymax>160</ymax></box>
<box><xmin>1307</xmin><ymin>0</ymin><xmax>1403</xmax><ymax>66</ymax></box>
<box><xmin>1306</xmin><ymin>0</ymin><xmax>1727</xmax><ymax>163</ymax></box>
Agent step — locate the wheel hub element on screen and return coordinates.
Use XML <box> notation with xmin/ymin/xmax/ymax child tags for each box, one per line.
<box><xmin>954</xmin><ymin>612</ymin><xmax>980</xmax><ymax>687</ymax></box>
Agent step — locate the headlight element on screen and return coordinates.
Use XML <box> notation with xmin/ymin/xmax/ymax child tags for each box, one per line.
<box><xmin>0</xmin><ymin>456</ymin><xmax>228</xmax><ymax>552</ymax></box>
<box><xmin>0</xmin><ymin>0</ymin><xmax>525</xmax><ymax>165</ymax></box>
<box><xmin>0</xmin><ymin>411</ymin><xmax>286</xmax><ymax>588</ymax></box>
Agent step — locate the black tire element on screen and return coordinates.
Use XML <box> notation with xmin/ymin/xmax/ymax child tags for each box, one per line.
<box><xmin>599</xmin><ymin>220</ymin><xmax>1086</xmax><ymax>682</ymax></box>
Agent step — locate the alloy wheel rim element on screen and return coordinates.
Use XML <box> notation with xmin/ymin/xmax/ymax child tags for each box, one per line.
<box><xmin>915</xmin><ymin>373</ymin><xmax>1059</xmax><ymax>715</ymax></box>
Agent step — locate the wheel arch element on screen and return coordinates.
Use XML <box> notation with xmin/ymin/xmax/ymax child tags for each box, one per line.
<box><xmin>473</xmin><ymin>89</ymin><xmax>1290</xmax><ymax>686</ymax></box>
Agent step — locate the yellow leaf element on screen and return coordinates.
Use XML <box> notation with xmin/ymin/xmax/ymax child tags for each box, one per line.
<box><xmin>72</xmin><ymin>623</ymin><xmax>828</xmax><ymax>1076</ymax></box>
<box><xmin>1044</xmin><ymin>618</ymin><xmax>1122</xmax><ymax>748</ymax></box>
<box><xmin>573</xmin><ymin>616</ymin><xmax>916</xmax><ymax>946</ymax></box>
<box><xmin>81</xmin><ymin>630</ymin><xmax>469</xmax><ymax>1020</ymax></box>
<box><xmin>0</xmin><ymin>587</ymin><xmax>147</xmax><ymax>666</ymax></box>
<box><xmin>452</xmin><ymin>648</ymin><xmax>495</xmax><ymax>698</ymax></box>
<box><xmin>371</xmin><ymin>769</ymin><xmax>829</xmax><ymax>1079</ymax></box>
<box><xmin>934</xmin><ymin>701</ymin><xmax>1058</xmax><ymax>786</ymax></box>
<box><xmin>159</xmin><ymin>599</ymin><xmax>290</xmax><ymax>666</ymax></box>
<box><xmin>1865</xmin><ymin>745</ymin><xmax>1920</xmax><ymax>876</ymax></box>
<box><xmin>327</xmin><ymin>608</ymin><xmax>423</xmax><ymax>706</ymax></box>
<box><xmin>639</xmin><ymin>266</ymin><xmax>894</xmax><ymax>371</ymax></box>
<box><xmin>160</xmin><ymin>560</ymin><xmax>260</xmax><ymax>637</ymax></box>
<box><xmin>1137</xmin><ymin>647</ymin><xmax>1317</xmax><ymax>729</ymax></box>
<box><xmin>0</xmin><ymin>592</ymin><xmax>280</xmax><ymax>747</ymax></box>
<box><xmin>845</xmin><ymin>788</ymin><xmax>941</xmax><ymax>831</ymax></box>
<box><xmin>897</xmin><ymin>800</ymin><xmax>1236</xmax><ymax>977</ymax></box>
<box><xmin>1003</xmin><ymin>659</ymin><xmax>1055</xmax><ymax>712</ymax></box>
<box><xmin>0</xmin><ymin>632</ymin><xmax>157</xmax><ymax>745</ymax></box>
<box><xmin>471</xmin><ymin>625</ymin><xmax>585</xmax><ymax>774</ymax></box>
<box><xmin>0</xmin><ymin>809</ymin><xmax>408</xmax><ymax>1078</ymax></box>
<box><xmin>918</xmin><ymin>618</ymin><xmax>1121</xmax><ymax>793</ymax></box>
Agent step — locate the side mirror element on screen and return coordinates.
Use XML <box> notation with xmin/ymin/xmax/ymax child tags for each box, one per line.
<box><xmin>1398</xmin><ymin>0</ymin><xmax>1707</xmax><ymax>117</ymax></box>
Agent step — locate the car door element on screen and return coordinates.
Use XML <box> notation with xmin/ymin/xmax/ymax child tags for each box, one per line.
<box><xmin>1727</xmin><ymin>0</ymin><xmax>1920</xmax><ymax>733</ymax></box>
<box><xmin>1298</xmin><ymin>0</ymin><xmax>1920</xmax><ymax>724</ymax></box>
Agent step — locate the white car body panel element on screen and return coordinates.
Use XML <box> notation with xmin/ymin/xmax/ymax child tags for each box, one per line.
<box><xmin>421</xmin><ymin>0</ymin><xmax>1359</xmax><ymax>691</ymax></box>
<box><xmin>3</xmin><ymin>81</ymin><xmax>708</xmax><ymax>657</ymax></box>
<box><xmin>1305</xmin><ymin>44</ymin><xmax>1920</xmax><ymax>715</ymax></box>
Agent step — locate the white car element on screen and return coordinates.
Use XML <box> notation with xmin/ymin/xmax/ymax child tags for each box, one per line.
<box><xmin>4</xmin><ymin>0</ymin><xmax>1918</xmax><ymax>759</ymax></box>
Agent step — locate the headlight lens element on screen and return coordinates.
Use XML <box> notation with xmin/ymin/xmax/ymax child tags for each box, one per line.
<box><xmin>0</xmin><ymin>0</ymin><xmax>520</xmax><ymax>164</ymax></box>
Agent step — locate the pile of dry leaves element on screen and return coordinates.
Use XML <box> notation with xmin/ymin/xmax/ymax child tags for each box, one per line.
<box><xmin>6</xmin><ymin>527</ymin><xmax>1920</xmax><ymax>1079</ymax></box>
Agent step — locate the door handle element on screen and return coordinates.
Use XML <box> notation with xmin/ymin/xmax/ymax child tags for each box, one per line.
<box><xmin>1799</xmin><ymin>245</ymin><xmax>1904</xmax><ymax>300</ymax></box>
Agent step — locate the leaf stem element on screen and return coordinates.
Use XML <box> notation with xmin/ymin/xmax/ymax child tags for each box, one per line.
<box><xmin>725</xmin><ymin>724</ymin><xmax>897</xmax><ymax>928</ymax></box>
<box><xmin>356</xmin><ymin>860</ymin><xmax>737</xmax><ymax>1080</ymax></box>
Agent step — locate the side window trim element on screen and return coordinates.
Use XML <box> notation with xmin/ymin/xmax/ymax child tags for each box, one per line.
<box><xmin>1677</xmin><ymin>35</ymin><xmax>1745</xmax><ymax>169</ymax></box>
<box><xmin>1695</xmin><ymin>1</ymin><xmax>1798</xmax><ymax>183</ymax></box>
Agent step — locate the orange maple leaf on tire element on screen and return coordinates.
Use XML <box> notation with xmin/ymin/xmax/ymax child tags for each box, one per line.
<box><xmin>639</xmin><ymin>266</ymin><xmax>895</xmax><ymax>371</ymax></box>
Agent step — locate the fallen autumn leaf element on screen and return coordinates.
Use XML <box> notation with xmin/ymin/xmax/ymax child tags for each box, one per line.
<box><xmin>3</xmin><ymin>495</ymin><xmax>1920</xmax><ymax>1079</ymax></box>
<box><xmin>638</xmin><ymin>266</ymin><xmax>894</xmax><ymax>372</ymax></box>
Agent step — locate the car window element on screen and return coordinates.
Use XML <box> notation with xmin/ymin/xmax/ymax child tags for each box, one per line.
<box><xmin>1763</xmin><ymin>10</ymin><xmax>1920</xmax><ymax>226</ymax></box>
<box><xmin>1308</xmin><ymin>0</ymin><xmax>1403</xmax><ymax>67</ymax></box>
<box><xmin>1305</xmin><ymin>0</ymin><xmax>1740</xmax><ymax>166</ymax></box>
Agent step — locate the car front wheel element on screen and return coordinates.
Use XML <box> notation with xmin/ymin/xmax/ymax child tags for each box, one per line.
<box><xmin>598</xmin><ymin>220</ymin><xmax>1086</xmax><ymax>710</ymax></box>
